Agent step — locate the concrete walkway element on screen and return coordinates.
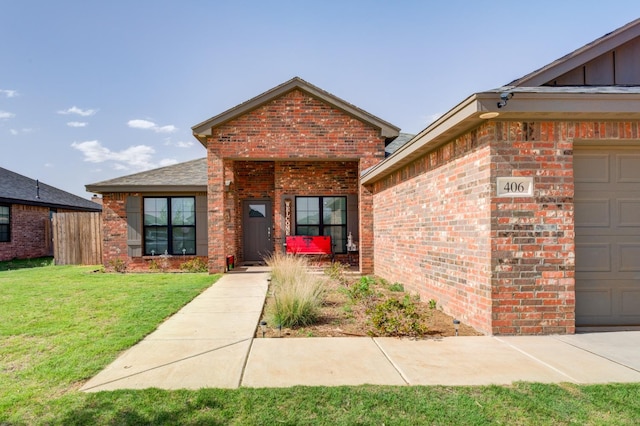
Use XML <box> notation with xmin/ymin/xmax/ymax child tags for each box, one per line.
<box><xmin>81</xmin><ymin>267</ymin><xmax>640</xmax><ymax>391</ymax></box>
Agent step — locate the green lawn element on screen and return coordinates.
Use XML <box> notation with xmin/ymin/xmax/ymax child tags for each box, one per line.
<box><xmin>1</xmin><ymin>260</ymin><xmax>639</xmax><ymax>425</ymax></box>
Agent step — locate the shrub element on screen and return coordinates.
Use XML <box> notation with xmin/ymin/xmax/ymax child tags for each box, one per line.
<box><xmin>180</xmin><ymin>257</ymin><xmax>208</xmax><ymax>273</ymax></box>
<box><xmin>343</xmin><ymin>275</ymin><xmax>377</xmax><ymax>301</ymax></box>
<box><xmin>428</xmin><ymin>299</ymin><xmax>437</xmax><ymax>310</ymax></box>
<box><xmin>388</xmin><ymin>282</ymin><xmax>404</xmax><ymax>292</ymax></box>
<box><xmin>324</xmin><ymin>261</ymin><xmax>348</xmax><ymax>284</ymax></box>
<box><xmin>368</xmin><ymin>295</ymin><xmax>428</xmax><ymax>337</ymax></box>
<box><xmin>108</xmin><ymin>258</ymin><xmax>127</xmax><ymax>273</ymax></box>
<box><xmin>265</xmin><ymin>253</ymin><xmax>326</xmax><ymax>328</ymax></box>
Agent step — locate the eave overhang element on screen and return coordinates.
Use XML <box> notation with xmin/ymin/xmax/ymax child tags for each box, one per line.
<box><xmin>85</xmin><ymin>184</ymin><xmax>207</xmax><ymax>194</ymax></box>
<box><xmin>0</xmin><ymin>196</ymin><xmax>102</xmax><ymax>212</ymax></box>
<box><xmin>191</xmin><ymin>77</ymin><xmax>400</xmax><ymax>146</ymax></box>
<box><xmin>361</xmin><ymin>87</ymin><xmax>640</xmax><ymax>185</ymax></box>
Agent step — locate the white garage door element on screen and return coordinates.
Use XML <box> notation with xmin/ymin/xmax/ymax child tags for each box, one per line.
<box><xmin>574</xmin><ymin>145</ymin><xmax>640</xmax><ymax>326</ymax></box>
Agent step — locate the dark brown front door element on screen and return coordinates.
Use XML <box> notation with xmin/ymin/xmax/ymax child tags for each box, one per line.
<box><xmin>243</xmin><ymin>200</ymin><xmax>273</xmax><ymax>263</ymax></box>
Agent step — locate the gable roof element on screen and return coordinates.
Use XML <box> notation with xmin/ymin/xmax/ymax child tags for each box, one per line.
<box><xmin>362</xmin><ymin>18</ymin><xmax>640</xmax><ymax>184</ymax></box>
<box><xmin>191</xmin><ymin>77</ymin><xmax>400</xmax><ymax>145</ymax></box>
<box><xmin>510</xmin><ymin>18</ymin><xmax>640</xmax><ymax>87</ymax></box>
<box><xmin>86</xmin><ymin>158</ymin><xmax>207</xmax><ymax>193</ymax></box>
<box><xmin>0</xmin><ymin>167</ymin><xmax>101</xmax><ymax>211</ymax></box>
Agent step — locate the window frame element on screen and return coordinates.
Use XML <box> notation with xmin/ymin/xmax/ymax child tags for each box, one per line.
<box><xmin>0</xmin><ymin>204</ymin><xmax>10</xmax><ymax>243</ymax></box>
<box><xmin>142</xmin><ymin>196</ymin><xmax>196</xmax><ymax>256</ymax></box>
<box><xmin>295</xmin><ymin>196</ymin><xmax>347</xmax><ymax>254</ymax></box>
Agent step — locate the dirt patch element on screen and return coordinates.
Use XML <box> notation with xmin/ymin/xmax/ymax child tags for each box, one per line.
<box><xmin>256</xmin><ymin>274</ymin><xmax>482</xmax><ymax>339</ymax></box>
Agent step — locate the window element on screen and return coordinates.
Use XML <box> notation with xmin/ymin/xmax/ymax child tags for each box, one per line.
<box><xmin>0</xmin><ymin>205</ymin><xmax>9</xmax><ymax>242</ymax></box>
<box><xmin>296</xmin><ymin>196</ymin><xmax>347</xmax><ymax>253</ymax></box>
<box><xmin>143</xmin><ymin>197</ymin><xmax>195</xmax><ymax>255</ymax></box>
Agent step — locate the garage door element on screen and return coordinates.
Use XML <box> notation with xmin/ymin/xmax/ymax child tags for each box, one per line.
<box><xmin>574</xmin><ymin>146</ymin><xmax>640</xmax><ymax>326</ymax></box>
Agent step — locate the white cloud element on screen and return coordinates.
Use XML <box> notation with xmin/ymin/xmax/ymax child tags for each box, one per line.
<box><xmin>67</xmin><ymin>121</ymin><xmax>88</xmax><ymax>128</ymax></box>
<box><xmin>0</xmin><ymin>89</ymin><xmax>18</xmax><ymax>98</ymax></box>
<box><xmin>425</xmin><ymin>112</ymin><xmax>443</xmax><ymax>125</ymax></box>
<box><xmin>0</xmin><ymin>111</ymin><xmax>15</xmax><ymax>119</ymax></box>
<box><xmin>9</xmin><ymin>128</ymin><xmax>34</xmax><ymax>135</ymax></box>
<box><xmin>71</xmin><ymin>140</ymin><xmax>175</xmax><ymax>171</ymax></box>
<box><xmin>128</xmin><ymin>119</ymin><xmax>177</xmax><ymax>133</ymax></box>
<box><xmin>58</xmin><ymin>106</ymin><xmax>97</xmax><ymax>117</ymax></box>
<box><xmin>164</xmin><ymin>139</ymin><xmax>194</xmax><ymax>148</ymax></box>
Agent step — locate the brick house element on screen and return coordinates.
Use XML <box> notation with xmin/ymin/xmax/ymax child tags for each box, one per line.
<box><xmin>87</xmin><ymin>18</ymin><xmax>640</xmax><ymax>334</ymax></box>
<box><xmin>364</xmin><ymin>18</ymin><xmax>640</xmax><ymax>334</ymax></box>
<box><xmin>0</xmin><ymin>167</ymin><xmax>102</xmax><ymax>261</ymax></box>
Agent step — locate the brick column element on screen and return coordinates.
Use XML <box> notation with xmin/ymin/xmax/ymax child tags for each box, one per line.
<box><xmin>208</xmin><ymin>153</ymin><xmax>226</xmax><ymax>273</ymax></box>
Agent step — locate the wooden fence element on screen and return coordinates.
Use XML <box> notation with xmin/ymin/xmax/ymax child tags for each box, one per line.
<box><xmin>52</xmin><ymin>212</ymin><xmax>103</xmax><ymax>265</ymax></box>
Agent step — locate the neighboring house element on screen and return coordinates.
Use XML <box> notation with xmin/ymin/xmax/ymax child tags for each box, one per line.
<box><xmin>88</xmin><ymin>18</ymin><xmax>640</xmax><ymax>335</ymax></box>
<box><xmin>0</xmin><ymin>167</ymin><xmax>102</xmax><ymax>262</ymax></box>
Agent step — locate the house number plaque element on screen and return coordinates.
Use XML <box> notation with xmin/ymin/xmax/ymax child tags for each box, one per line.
<box><xmin>496</xmin><ymin>177</ymin><xmax>534</xmax><ymax>197</ymax></box>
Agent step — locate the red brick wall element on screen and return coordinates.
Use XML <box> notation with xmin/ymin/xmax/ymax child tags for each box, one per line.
<box><xmin>206</xmin><ymin>89</ymin><xmax>386</xmax><ymax>272</ymax></box>
<box><xmin>371</xmin><ymin>120</ymin><xmax>640</xmax><ymax>335</ymax></box>
<box><xmin>371</xmin><ymin>129</ymin><xmax>494</xmax><ymax>334</ymax></box>
<box><xmin>0</xmin><ymin>204</ymin><xmax>52</xmax><ymax>261</ymax></box>
<box><xmin>101</xmin><ymin>192</ymin><xmax>207</xmax><ymax>272</ymax></box>
<box><xmin>490</xmin><ymin>121</ymin><xmax>575</xmax><ymax>335</ymax></box>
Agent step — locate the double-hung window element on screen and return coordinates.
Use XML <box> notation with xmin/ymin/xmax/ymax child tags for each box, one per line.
<box><xmin>143</xmin><ymin>197</ymin><xmax>196</xmax><ymax>255</ymax></box>
<box><xmin>0</xmin><ymin>205</ymin><xmax>9</xmax><ymax>242</ymax></box>
<box><xmin>296</xmin><ymin>196</ymin><xmax>347</xmax><ymax>253</ymax></box>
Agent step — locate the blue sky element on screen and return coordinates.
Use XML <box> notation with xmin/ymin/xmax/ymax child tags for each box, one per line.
<box><xmin>2</xmin><ymin>1</ymin><xmax>640</xmax><ymax>199</ymax></box>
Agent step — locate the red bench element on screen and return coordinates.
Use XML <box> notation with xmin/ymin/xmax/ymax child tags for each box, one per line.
<box><xmin>285</xmin><ymin>235</ymin><xmax>333</xmax><ymax>261</ymax></box>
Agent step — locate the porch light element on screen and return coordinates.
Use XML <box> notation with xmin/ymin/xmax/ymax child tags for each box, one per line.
<box><xmin>453</xmin><ymin>319</ymin><xmax>460</xmax><ymax>336</ymax></box>
<box><xmin>479</xmin><ymin>112</ymin><xmax>500</xmax><ymax>119</ymax></box>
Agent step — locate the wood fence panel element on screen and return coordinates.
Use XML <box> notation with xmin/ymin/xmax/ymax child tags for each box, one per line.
<box><xmin>53</xmin><ymin>212</ymin><xmax>103</xmax><ymax>265</ymax></box>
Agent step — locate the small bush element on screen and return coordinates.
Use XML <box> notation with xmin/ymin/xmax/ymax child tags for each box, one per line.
<box><xmin>148</xmin><ymin>260</ymin><xmax>160</xmax><ymax>271</ymax></box>
<box><xmin>265</xmin><ymin>253</ymin><xmax>326</xmax><ymax>328</ymax></box>
<box><xmin>343</xmin><ymin>275</ymin><xmax>377</xmax><ymax>301</ymax></box>
<box><xmin>428</xmin><ymin>299</ymin><xmax>437</xmax><ymax>309</ymax></box>
<box><xmin>180</xmin><ymin>257</ymin><xmax>208</xmax><ymax>273</ymax></box>
<box><xmin>324</xmin><ymin>262</ymin><xmax>348</xmax><ymax>283</ymax></box>
<box><xmin>108</xmin><ymin>258</ymin><xmax>127</xmax><ymax>273</ymax></box>
<box><xmin>388</xmin><ymin>282</ymin><xmax>404</xmax><ymax>292</ymax></box>
<box><xmin>368</xmin><ymin>295</ymin><xmax>428</xmax><ymax>337</ymax></box>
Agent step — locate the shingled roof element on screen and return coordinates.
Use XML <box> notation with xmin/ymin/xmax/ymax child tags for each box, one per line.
<box><xmin>86</xmin><ymin>158</ymin><xmax>207</xmax><ymax>193</ymax></box>
<box><xmin>0</xmin><ymin>167</ymin><xmax>101</xmax><ymax>211</ymax></box>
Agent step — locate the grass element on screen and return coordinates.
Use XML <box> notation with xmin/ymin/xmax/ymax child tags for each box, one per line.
<box><xmin>1</xmin><ymin>259</ymin><xmax>640</xmax><ymax>424</ymax></box>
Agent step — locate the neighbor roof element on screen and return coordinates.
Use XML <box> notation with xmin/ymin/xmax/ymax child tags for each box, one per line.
<box><xmin>191</xmin><ymin>77</ymin><xmax>400</xmax><ymax>145</ymax></box>
<box><xmin>85</xmin><ymin>158</ymin><xmax>207</xmax><ymax>193</ymax></box>
<box><xmin>0</xmin><ymin>167</ymin><xmax>101</xmax><ymax>211</ymax></box>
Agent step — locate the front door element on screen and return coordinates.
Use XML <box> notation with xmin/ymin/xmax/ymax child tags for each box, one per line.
<box><xmin>243</xmin><ymin>200</ymin><xmax>273</xmax><ymax>263</ymax></box>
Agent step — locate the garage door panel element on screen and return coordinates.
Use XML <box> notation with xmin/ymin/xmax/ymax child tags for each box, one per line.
<box><xmin>575</xmin><ymin>146</ymin><xmax>640</xmax><ymax>326</ymax></box>
<box><xmin>576</xmin><ymin>243</ymin><xmax>611</xmax><ymax>272</ymax></box>
<box><xmin>621</xmin><ymin>288</ymin><xmax>640</xmax><ymax>315</ymax></box>
<box><xmin>618</xmin><ymin>243</ymin><xmax>640</xmax><ymax>271</ymax></box>
<box><xmin>616</xmin><ymin>154</ymin><xmax>640</xmax><ymax>182</ymax></box>
<box><xmin>574</xmin><ymin>154</ymin><xmax>610</xmax><ymax>182</ymax></box>
<box><xmin>576</xmin><ymin>287</ymin><xmax>612</xmax><ymax>319</ymax></box>
<box><xmin>618</xmin><ymin>199</ymin><xmax>640</xmax><ymax>227</ymax></box>
<box><xmin>575</xmin><ymin>199</ymin><xmax>610</xmax><ymax>228</ymax></box>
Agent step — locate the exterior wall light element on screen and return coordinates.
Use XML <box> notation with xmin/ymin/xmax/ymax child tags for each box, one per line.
<box><xmin>453</xmin><ymin>319</ymin><xmax>460</xmax><ymax>336</ymax></box>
